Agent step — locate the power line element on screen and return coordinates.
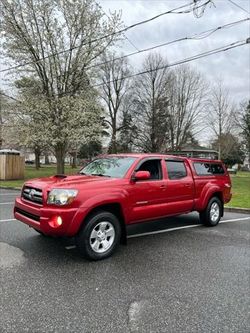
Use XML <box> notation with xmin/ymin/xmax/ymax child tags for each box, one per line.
<box><xmin>1</xmin><ymin>16</ymin><xmax>248</xmax><ymax>82</ymax></box>
<box><xmin>0</xmin><ymin>92</ymin><xmax>21</xmax><ymax>103</ymax></box>
<box><xmin>86</xmin><ymin>17</ymin><xmax>249</xmax><ymax>70</ymax></box>
<box><xmin>93</xmin><ymin>39</ymin><xmax>247</xmax><ymax>88</ymax></box>
<box><xmin>94</xmin><ymin>0</ymin><xmax>140</xmax><ymax>52</ymax></box>
<box><xmin>1</xmin><ymin>39</ymin><xmax>247</xmax><ymax>100</ymax></box>
<box><xmin>0</xmin><ymin>0</ymin><xmax>210</xmax><ymax>74</ymax></box>
<box><xmin>193</xmin><ymin>0</ymin><xmax>215</xmax><ymax>17</ymax></box>
<box><xmin>228</xmin><ymin>0</ymin><xmax>250</xmax><ymax>15</ymax></box>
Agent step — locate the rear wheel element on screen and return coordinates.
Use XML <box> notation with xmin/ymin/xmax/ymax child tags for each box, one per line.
<box><xmin>76</xmin><ymin>211</ymin><xmax>121</xmax><ymax>261</ymax></box>
<box><xmin>200</xmin><ymin>197</ymin><xmax>222</xmax><ymax>227</ymax></box>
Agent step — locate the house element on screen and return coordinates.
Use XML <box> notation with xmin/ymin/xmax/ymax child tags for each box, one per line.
<box><xmin>167</xmin><ymin>144</ymin><xmax>219</xmax><ymax>160</ymax></box>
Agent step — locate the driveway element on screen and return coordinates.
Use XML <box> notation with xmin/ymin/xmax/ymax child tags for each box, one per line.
<box><xmin>0</xmin><ymin>189</ymin><xmax>249</xmax><ymax>332</ymax></box>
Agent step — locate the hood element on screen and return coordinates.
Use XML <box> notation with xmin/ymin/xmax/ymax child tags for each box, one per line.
<box><xmin>24</xmin><ymin>174</ymin><xmax>118</xmax><ymax>191</ymax></box>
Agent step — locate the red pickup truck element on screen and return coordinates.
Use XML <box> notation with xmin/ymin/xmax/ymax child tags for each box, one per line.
<box><xmin>14</xmin><ymin>154</ymin><xmax>232</xmax><ymax>260</ymax></box>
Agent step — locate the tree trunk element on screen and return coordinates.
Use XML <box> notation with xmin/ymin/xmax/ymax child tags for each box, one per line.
<box><xmin>34</xmin><ymin>147</ymin><xmax>41</xmax><ymax>170</ymax></box>
<box><xmin>44</xmin><ymin>152</ymin><xmax>50</xmax><ymax>165</ymax></box>
<box><xmin>110</xmin><ymin>128</ymin><xmax>117</xmax><ymax>153</ymax></box>
<box><xmin>55</xmin><ymin>144</ymin><xmax>65</xmax><ymax>174</ymax></box>
<box><xmin>0</xmin><ymin>98</ymin><xmax>3</xmax><ymax>149</ymax></box>
<box><xmin>71</xmin><ymin>151</ymin><xmax>77</xmax><ymax>168</ymax></box>
<box><xmin>0</xmin><ymin>124</ymin><xmax>2</xmax><ymax>149</ymax></box>
<box><xmin>218</xmin><ymin>136</ymin><xmax>221</xmax><ymax>160</ymax></box>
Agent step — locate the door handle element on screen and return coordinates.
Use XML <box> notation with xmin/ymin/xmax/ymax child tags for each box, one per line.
<box><xmin>184</xmin><ymin>184</ymin><xmax>191</xmax><ymax>188</ymax></box>
<box><xmin>160</xmin><ymin>185</ymin><xmax>167</xmax><ymax>189</ymax></box>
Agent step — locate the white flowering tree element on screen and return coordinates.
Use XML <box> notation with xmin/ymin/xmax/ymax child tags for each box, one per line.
<box><xmin>13</xmin><ymin>79</ymin><xmax>103</xmax><ymax>171</ymax></box>
<box><xmin>1</xmin><ymin>0</ymin><xmax>122</xmax><ymax>173</ymax></box>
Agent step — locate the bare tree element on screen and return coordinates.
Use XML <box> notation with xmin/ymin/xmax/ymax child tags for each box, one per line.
<box><xmin>116</xmin><ymin>93</ymin><xmax>137</xmax><ymax>152</ymax></box>
<box><xmin>99</xmin><ymin>53</ymin><xmax>131</xmax><ymax>153</ymax></box>
<box><xmin>1</xmin><ymin>0</ymin><xmax>122</xmax><ymax>173</ymax></box>
<box><xmin>167</xmin><ymin>65</ymin><xmax>207</xmax><ymax>150</ymax></box>
<box><xmin>132</xmin><ymin>53</ymin><xmax>170</xmax><ymax>152</ymax></box>
<box><xmin>207</xmin><ymin>81</ymin><xmax>235</xmax><ymax>159</ymax></box>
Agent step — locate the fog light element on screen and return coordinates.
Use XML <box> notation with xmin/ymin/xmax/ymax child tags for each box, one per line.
<box><xmin>56</xmin><ymin>216</ymin><xmax>62</xmax><ymax>226</ymax></box>
<box><xmin>49</xmin><ymin>216</ymin><xmax>63</xmax><ymax>228</ymax></box>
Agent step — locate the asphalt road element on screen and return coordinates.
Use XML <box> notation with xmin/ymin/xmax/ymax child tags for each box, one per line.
<box><xmin>0</xmin><ymin>189</ymin><xmax>249</xmax><ymax>333</ymax></box>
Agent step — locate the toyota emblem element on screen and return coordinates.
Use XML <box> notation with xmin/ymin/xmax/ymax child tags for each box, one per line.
<box><xmin>29</xmin><ymin>189</ymin><xmax>36</xmax><ymax>200</ymax></box>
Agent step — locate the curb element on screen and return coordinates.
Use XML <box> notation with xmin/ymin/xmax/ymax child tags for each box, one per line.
<box><xmin>224</xmin><ymin>207</ymin><xmax>250</xmax><ymax>214</ymax></box>
<box><xmin>0</xmin><ymin>186</ymin><xmax>22</xmax><ymax>191</ymax></box>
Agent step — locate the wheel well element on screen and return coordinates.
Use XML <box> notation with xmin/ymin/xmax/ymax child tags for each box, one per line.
<box><xmin>83</xmin><ymin>203</ymin><xmax>127</xmax><ymax>244</ymax></box>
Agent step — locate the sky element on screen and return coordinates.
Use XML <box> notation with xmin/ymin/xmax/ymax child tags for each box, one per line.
<box><xmin>99</xmin><ymin>0</ymin><xmax>250</xmax><ymax>103</ymax></box>
<box><xmin>0</xmin><ymin>0</ymin><xmax>249</xmax><ymax>145</ymax></box>
<box><xmin>1</xmin><ymin>0</ymin><xmax>249</xmax><ymax>102</ymax></box>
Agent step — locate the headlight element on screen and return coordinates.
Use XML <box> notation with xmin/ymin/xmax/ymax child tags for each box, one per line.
<box><xmin>47</xmin><ymin>189</ymin><xmax>78</xmax><ymax>205</ymax></box>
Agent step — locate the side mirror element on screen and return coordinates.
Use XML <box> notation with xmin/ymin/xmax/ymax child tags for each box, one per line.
<box><xmin>133</xmin><ymin>170</ymin><xmax>150</xmax><ymax>181</ymax></box>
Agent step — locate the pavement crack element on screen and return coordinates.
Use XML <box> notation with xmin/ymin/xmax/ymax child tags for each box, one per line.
<box><xmin>0</xmin><ymin>242</ymin><xmax>26</xmax><ymax>269</ymax></box>
<box><xmin>128</xmin><ymin>299</ymin><xmax>149</xmax><ymax>332</ymax></box>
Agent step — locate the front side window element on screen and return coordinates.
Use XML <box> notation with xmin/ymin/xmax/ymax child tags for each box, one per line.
<box><xmin>166</xmin><ymin>161</ymin><xmax>187</xmax><ymax>180</ymax></box>
<box><xmin>137</xmin><ymin>159</ymin><xmax>162</xmax><ymax>180</ymax></box>
<box><xmin>80</xmin><ymin>157</ymin><xmax>137</xmax><ymax>178</ymax></box>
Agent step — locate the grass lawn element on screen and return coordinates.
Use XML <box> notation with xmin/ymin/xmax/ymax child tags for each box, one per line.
<box><xmin>226</xmin><ymin>171</ymin><xmax>250</xmax><ymax>209</ymax></box>
<box><xmin>0</xmin><ymin>165</ymin><xmax>79</xmax><ymax>188</ymax></box>
<box><xmin>1</xmin><ymin>167</ymin><xmax>249</xmax><ymax>209</ymax></box>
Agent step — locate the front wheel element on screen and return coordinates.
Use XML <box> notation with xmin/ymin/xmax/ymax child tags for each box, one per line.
<box><xmin>75</xmin><ymin>211</ymin><xmax>121</xmax><ymax>261</ymax></box>
<box><xmin>200</xmin><ymin>197</ymin><xmax>222</xmax><ymax>227</ymax></box>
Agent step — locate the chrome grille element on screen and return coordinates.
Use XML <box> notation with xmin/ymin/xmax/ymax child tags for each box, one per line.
<box><xmin>22</xmin><ymin>186</ymin><xmax>43</xmax><ymax>205</ymax></box>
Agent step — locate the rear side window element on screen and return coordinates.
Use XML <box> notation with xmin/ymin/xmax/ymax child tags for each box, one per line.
<box><xmin>166</xmin><ymin>161</ymin><xmax>187</xmax><ymax>180</ymax></box>
<box><xmin>194</xmin><ymin>163</ymin><xmax>225</xmax><ymax>176</ymax></box>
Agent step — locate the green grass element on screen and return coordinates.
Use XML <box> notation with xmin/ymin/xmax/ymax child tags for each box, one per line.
<box><xmin>226</xmin><ymin>171</ymin><xmax>250</xmax><ymax>209</ymax></box>
<box><xmin>0</xmin><ymin>165</ymin><xmax>79</xmax><ymax>188</ymax></box>
<box><xmin>1</xmin><ymin>166</ymin><xmax>250</xmax><ymax>209</ymax></box>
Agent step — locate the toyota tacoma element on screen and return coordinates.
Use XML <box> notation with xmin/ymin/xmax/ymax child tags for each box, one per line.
<box><xmin>14</xmin><ymin>154</ymin><xmax>232</xmax><ymax>260</ymax></box>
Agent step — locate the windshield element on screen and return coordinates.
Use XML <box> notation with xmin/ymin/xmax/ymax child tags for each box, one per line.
<box><xmin>79</xmin><ymin>157</ymin><xmax>137</xmax><ymax>178</ymax></box>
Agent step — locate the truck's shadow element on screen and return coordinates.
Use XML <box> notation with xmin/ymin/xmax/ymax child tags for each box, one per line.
<box><xmin>21</xmin><ymin>212</ymin><xmax>202</xmax><ymax>263</ymax></box>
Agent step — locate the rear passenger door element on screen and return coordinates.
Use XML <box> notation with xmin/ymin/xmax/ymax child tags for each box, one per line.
<box><xmin>164</xmin><ymin>159</ymin><xmax>194</xmax><ymax>215</ymax></box>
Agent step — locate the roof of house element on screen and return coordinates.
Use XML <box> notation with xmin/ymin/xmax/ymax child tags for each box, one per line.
<box><xmin>168</xmin><ymin>144</ymin><xmax>218</xmax><ymax>153</ymax></box>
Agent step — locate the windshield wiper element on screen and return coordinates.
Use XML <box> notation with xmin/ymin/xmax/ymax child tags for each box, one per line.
<box><xmin>91</xmin><ymin>173</ymin><xmax>111</xmax><ymax>177</ymax></box>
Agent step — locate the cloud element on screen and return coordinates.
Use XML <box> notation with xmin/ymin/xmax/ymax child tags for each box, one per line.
<box><xmin>100</xmin><ymin>0</ymin><xmax>250</xmax><ymax>102</ymax></box>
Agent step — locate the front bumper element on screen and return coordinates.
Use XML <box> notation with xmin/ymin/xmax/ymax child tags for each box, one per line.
<box><xmin>14</xmin><ymin>197</ymin><xmax>88</xmax><ymax>237</ymax></box>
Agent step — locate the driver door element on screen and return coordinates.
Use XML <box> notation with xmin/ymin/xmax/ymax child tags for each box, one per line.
<box><xmin>127</xmin><ymin>158</ymin><xmax>167</xmax><ymax>223</ymax></box>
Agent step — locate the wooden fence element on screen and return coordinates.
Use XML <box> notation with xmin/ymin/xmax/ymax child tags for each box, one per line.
<box><xmin>0</xmin><ymin>155</ymin><xmax>25</xmax><ymax>180</ymax></box>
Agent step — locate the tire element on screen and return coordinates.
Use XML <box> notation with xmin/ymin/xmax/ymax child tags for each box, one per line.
<box><xmin>75</xmin><ymin>211</ymin><xmax>121</xmax><ymax>261</ymax></box>
<box><xmin>200</xmin><ymin>197</ymin><xmax>222</xmax><ymax>227</ymax></box>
